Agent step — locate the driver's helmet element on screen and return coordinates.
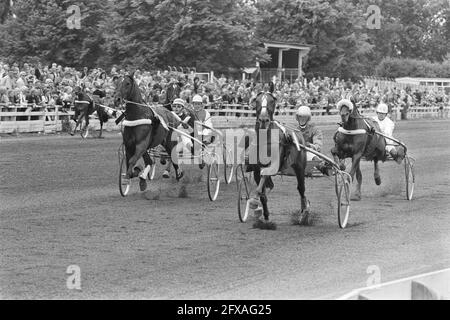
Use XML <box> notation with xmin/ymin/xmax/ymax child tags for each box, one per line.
<box><xmin>376</xmin><ymin>103</ymin><xmax>389</xmax><ymax>114</ymax></box>
<box><xmin>172</xmin><ymin>98</ymin><xmax>186</xmax><ymax>114</ymax></box>
<box><xmin>192</xmin><ymin>94</ymin><xmax>203</xmax><ymax>112</ymax></box>
<box><xmin>296</xmin><ymin>106</ymin><xmax>312</xmax><ymax>128</ymax></box>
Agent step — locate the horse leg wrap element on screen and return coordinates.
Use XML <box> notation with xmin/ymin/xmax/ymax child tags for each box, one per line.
<box><xmin>139</xmin><ymin>165</ymin><xmax>151</xmax><ymax>179</ymax></box>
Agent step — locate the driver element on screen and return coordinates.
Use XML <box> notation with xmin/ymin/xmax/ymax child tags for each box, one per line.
<box><xmin>191</xmin><ymin>94</ymin><xmax>217</xmax><ymax>169</ymax></box>
<box><xmin>294</xmin><ymin>105</ymin><xmax>331</xmax><ymax>175</ymax></box>
<box><xmin>372</xmin><ymin>103</ymin><xmax>405</xmax><ymax>163</ymax></box>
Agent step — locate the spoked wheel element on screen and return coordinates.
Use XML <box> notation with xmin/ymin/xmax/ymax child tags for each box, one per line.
<box><xmin>119</xmin><ymin>155</ymin><xmax>131</xmax><ymax>197</ymax></box>
<box><xmin>404</xmin><ymin>156</ymin><xmax>415</xmax><ymax>200</ymax></box>
<box><xmin>237</xmin><ymin>177</ymin><xmax>251</xmax><ymax>223</ymax></box>
<box><xmin>337</xmin><ymin>175</ymin><xmax>351</xmax><ymax>229</ymax></box>
<box><xmin>223</xmin><ymin>146</ymin><xmax>234</xmax><ymax>184</ymax></box>
<box><xmin>207</xmin><ymin>157</ymin><xmax>221</xmax><ymax>201</ymax></box>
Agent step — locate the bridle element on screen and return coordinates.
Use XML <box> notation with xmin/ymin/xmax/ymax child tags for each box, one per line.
<box><xmin>256</xmin><ymin>92</ymin><xmax>276</xmax><ymax>127</ymax></box>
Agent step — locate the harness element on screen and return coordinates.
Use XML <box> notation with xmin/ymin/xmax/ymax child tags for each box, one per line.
<box><xmin>122</xmin><ymin>99</ymin><xmax>169</xmax><ymax>130</ymax></box>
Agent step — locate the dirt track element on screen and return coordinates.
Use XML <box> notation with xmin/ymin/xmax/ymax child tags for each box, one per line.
<box><xmin>1</xmin><ymin>119</ymin><xmax>449</xmax><ymax>300</ymax></box>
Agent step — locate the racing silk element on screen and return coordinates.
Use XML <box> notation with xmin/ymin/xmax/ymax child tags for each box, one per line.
<box><xmin>372</xmin><ymin>115</ymin><xmax>394</xmax><ymax>139</ymax></box>
<box><xmin>296</xmin><ymin>122</ymin><xmax>323</xmax><ymax>152</ymax></box>
<box><xmin>192</xmin><ymin>109</ymin><xmax>213</xmax><ymax>136</ymax></box>
<box><xmin>175</xmin><ymin>110</ymin><xmax>194</xmax><ymax>134</ymax></box>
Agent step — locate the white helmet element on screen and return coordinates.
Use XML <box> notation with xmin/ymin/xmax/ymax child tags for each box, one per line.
<box><xmin>192</xmin><ymin>94</ymin><xmax>203</xmax><ymax>103</ymax></box>
<box><xmin>376</xmin><ymin>103</ymin><xmax>388</xmax><ymax>114</ymax></box>
<box><xmin>296</xmin><ymin>106</ymin><xmax>311</xmax><ymax>127</ymax></box>
<box><xmin>296</xmin><ymin>106</ymin><xmax>311</xmax><ymax>118</ymax></box>
<box><xmin>173</xmin><ymin>98</ymin><xmax>186</xmax><ymax>108</ymax></box>
<box><xmin>336</xmin><ymin>99</ymin><xmax>354</xmax><ymax>112</ymax></box>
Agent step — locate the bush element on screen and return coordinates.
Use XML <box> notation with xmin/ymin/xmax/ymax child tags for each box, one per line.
<box><xmin>375</xmin><ymin>57</ymin><xmax>450</xmax><ymax>78</ymax></box>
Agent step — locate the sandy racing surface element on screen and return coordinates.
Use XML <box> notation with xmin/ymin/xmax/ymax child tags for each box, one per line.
<box><xmin>1</xmin><ymin>119</ymin><xmax>449</xmax><ymax>299</ymax></box>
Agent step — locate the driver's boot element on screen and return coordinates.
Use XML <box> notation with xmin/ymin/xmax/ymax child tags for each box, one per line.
<box><xmin>390</xmin><ymin>147</ymin><xmax>404</xmax><ymax>164</ymax></box>
<box><xmin>395</xmin><ymin>146</ymin><xmax>405</xmax><ymax>164</ymax></box>
<box><xmin>316</xmin><ymin>162</ymin><xmax>331</xmax><ymax>176</ymax></box>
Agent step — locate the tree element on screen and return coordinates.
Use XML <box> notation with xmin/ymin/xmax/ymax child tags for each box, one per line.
<box><xmin>375</xmin><ymin>57</ymin><xmax>450</xmax><ymax>78</ymax></box>
<box><xmin>358</xmin><ymin>0</ymin><xmax>450</xmax><ymax>70</ymax></box>
<box><xmin>255</xmin><ymin>0</ymin><xmax>374</xmax><ymax>79</ymax></box>
<box><xmin>0</xmin><ymin>0</ymin><xmax>107</xmax><ymax>68</ymax></box>
<box><xmin>100</xmin><ymin>0</ymin><xmax>269</xmax><ymax>72</ymax></box>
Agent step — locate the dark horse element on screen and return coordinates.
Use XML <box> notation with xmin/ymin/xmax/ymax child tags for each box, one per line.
<box><xmin>71</xmin><ymin>86</ymin><xmax>110</xmax><ymax>138</ymax></box>
<box><xmin>114</xmin><ymin>74</ymin><xmax>183</xmax><ymax>191</ymax></box>
<box><xmin>331</xmin><ymin>99</ymin><xmax>386</xmax><ymax>201</ymax></box>
<box><xmin>246</xmin><ymin>90</ymin><xmax>308</xmax><ymax>225</ymax></box>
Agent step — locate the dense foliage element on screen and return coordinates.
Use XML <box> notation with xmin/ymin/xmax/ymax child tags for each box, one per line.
<box><xmin>0</xmin><ymin>0</ymin><xmax>449</xmax><ymax>78</ymax></box>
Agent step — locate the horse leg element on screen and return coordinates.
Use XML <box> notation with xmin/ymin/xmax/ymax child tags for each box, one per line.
<box><xmin>374</xmin><ymin>159</ymin><xmax>381</xmax><ymax>186</ymax></box>
<box><xmin>260</xmin><ymin>191</ymin><xmax>270</xmax><ymax>221</ymax></box>
<box><xmin>71</xmin><ymin>113</ymin><xmax>84</xmax><ymax>136</ymax></box>
<box><xmin>349</xmin><ymin>154</ymin><xmax>363</xmax><ymax>201</ymax></box>
<box><xmin>253</xmin><ymin>169</ymin><xmax>270</xmax><ymax>220</ymax></box>
<box><xmin>138</xmin><ymin>151</ymin><xmax>152</xmax><ymax>191</ymax></box>
<box><xmin>294</xmin><ymin>164</ymin><xmax>308</xmax><ymax>213</ymax></box>
<box><xmin>127</xmin><ymin>138</ymin><xmax>151</xmax><ymax>179</ymax></box>
<box><xmin>164</xmin><ymin>139</ymin><xmax>184</xmax><ymax>180</ymax></box>
<box><xmin>98</xmin><ymin>120</ymin><xmax>104</xmax><ymax>139</ymax></box>
<box><xmin>84</xmin><ymin>114</ymin><xmax>90</xmax><ymax>135</ymax></box>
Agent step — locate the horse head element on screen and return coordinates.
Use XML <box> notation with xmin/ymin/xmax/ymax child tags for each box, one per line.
<box><xmin>336</xmin><ymin>99</ymin><xmax>359</xmax><ymax>129</ymax></box>
<box><xmin>114</xmin><ymin>74</ymin><xmax>142</xmax><ymax>107</ymax></box>
<box><xmin>254</xmin><ymin>91</ymin><xmax>277</xmax><ymax>130</ymax></box>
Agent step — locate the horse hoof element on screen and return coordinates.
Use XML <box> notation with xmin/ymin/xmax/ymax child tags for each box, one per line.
<box><xmin>70</xmin><ymin>133</ymin><xmax>74</xmax><ymax>136</ymax></box>
<box><xmin>375</xmin><ymin>177</ymin><xmax>381</xmax><ymax>185</ymax></box>
<box><xmin>176</xmin><ymin>171</ymin><xmax>184</xmax><ymax>181</ymax></box>
<box><xmin>162</xmin><ymin>170</ymin><xmax>170</xmax><ymax>179</ymax></box>
<box><xmin>139</xmin><ymin>178</ymin><xmax>147</xmax><ymax>191</ymax></box>
<box><xmin>351</xmin><ymin>194</ymin><xmax>361</xmax><ymax>201</ymax></box>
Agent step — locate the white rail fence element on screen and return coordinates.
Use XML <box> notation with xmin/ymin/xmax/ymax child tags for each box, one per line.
<box><xmin>0</xmin><ymin>103</ymin><xmax>449</xmax><ymax>134</ymax></box>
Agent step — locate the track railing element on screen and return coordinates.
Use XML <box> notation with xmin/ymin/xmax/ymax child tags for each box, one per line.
<box><xmin>1</xmin><ymin>103</ymin><xmax>449</xmax><ymax>134</ymax></box>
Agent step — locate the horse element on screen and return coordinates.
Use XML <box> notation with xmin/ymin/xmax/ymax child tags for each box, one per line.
<box><xmin>331</xmin><ymin>99</ymin><xmax>386</xmax><ymax>201</ymax></box>
<box><xmin>71</xmin><ymin>87</ymin><xmax>110</xmax><ymax>138</ymax></box>
<box><xmin>114</xmin><ymin>74</ymin><xmax>183</xmax><ymax>191</ymax></box>
<box><xmin>245</xmin><ymin>90</ymin><xmax>309</xmax><ymax>225</ymax></box>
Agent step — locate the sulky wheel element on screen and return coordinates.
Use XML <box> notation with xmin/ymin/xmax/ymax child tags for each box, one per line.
<box><xmin>223</xmin><ymin>146</ymin><xmax>234</xmax><ymax>185</ymax></box>
<box><xmin>207</xmin><ymin>157</ymin><xmax>221</xmax><ymax>202</ymax></box>
<box><xmin>337</xmin><ymin>175</ymin><xmax>351</xmax><ymax>229</ymax></box>
<box><xmin>119</xmin><ymin>153</ymin><xmax>131</xmax><ymax>197</ymax></box>
<box><xmin>237</xmin><ymin>177</ymin><xmax>251</xmax><ymax>223</ymax></box>
<box><xmin>404</xmin><ymin>156</ymin><xmax>415</xmax><ymax>201</ymax></box>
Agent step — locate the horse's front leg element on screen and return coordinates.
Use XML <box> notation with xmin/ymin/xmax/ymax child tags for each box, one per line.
<box><xmin>253</xmin><ymin>169</ymin><xmax>270</xmax><ymax>220</ymax></box>
<box><xmin>350</xmin><ymin>153</ymin><xmax>363</xmax><ymax>201</ymax></box>
<box><xmin>98</xmin><ymin>120</ymin><xmax>104</xmax><ymax>139</ymax></box>
<box><xmin>71</xmin><ymin>113</ymin><xmax>83</xmax><ymax>136</ymax></box>
<box><xmin>127</xmin><ymin>137</ymin><xmax>151</xmax><ymax>179</ymax></box>
<box><xmin>138</xmin><ymin>151</ymin><xmax>153</xmax><ymax>191</ymax></box>
<box><xmin>259</xmin><ymin>190</ymin><xmax>270</xmax><ymax>221</ymax></box>
<box><xmin>374</xmin><ymin>159</ymin><xmax>381</xmax><ymax>186</ymax></box>
<box><xmin>165</xmin><ymin>139</ymin><xmax>184</xmax><ymax>181</ymax></box>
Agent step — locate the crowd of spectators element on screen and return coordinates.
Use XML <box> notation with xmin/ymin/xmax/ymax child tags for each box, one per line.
<box><xmin>1</xmin><ymin>61</ymin><xmax>449</xmax><ymax>117</ymax></box>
